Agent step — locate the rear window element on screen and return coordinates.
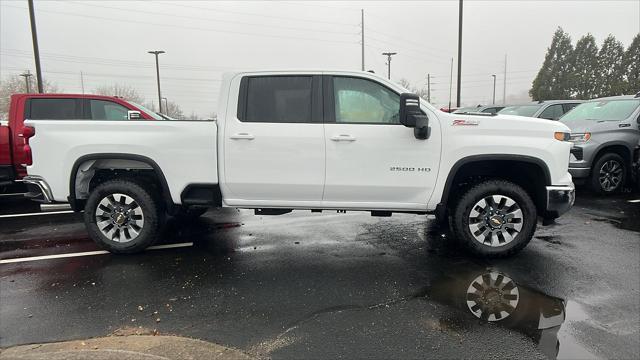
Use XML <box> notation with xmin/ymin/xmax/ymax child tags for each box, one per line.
<box><xmin>561</xmin><ymin>99</ymin><xmax>640</xmax><ymax>122</ymax></box>
<box><xmin>241</xmin><ymin>76</ymin><xmax>312</xmax><ymax>123</ymax></box>
<box><xmin>29</xmin><ymin>99</ymin><xmax>78</xmax><ymax>120</ymax></box>
<box><xmin>90</xmin><ymin>100</ymin><xmax>129</xmax><ymax>120</ymax></box>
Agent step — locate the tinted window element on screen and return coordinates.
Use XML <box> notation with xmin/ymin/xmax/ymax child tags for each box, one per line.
<box><xmin>562</xmin><ymin>103</ymin><xmax>580</xmax><ymax>113</ymax></box>
<box><xmin>482</xmin><ymin>107</ymin><xmax>503</xmax><ymax>114</ymax></box>
<box><xmin>29</xmin><ymin>99</ymin><xmax>78</xmax><ymax>120</ymax></box>
<box><xmin>333</xmin><ymin>77</ymin><xmax>400</xmax><ymax>124</ymax></box>
<box><xmin>539</xmin><ymin>104</ymin><xmax>564</xmax><ymax>120</ymax></box>
<box><xmin>243</xmin><ymin>76</ymin><xmax>312</xmax><ymax>123</ymax></box>
<box><xmin>90</xmin><ymin>100</ymin><xmax>129</xmax><ymax>120</ymax></box>
<box><xmin>499</xmin><ymin>105</ymin><xmax>542</xmax><ymax>117</ymax></box>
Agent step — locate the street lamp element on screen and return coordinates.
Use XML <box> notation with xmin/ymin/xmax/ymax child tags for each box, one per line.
<box><xmin>162</xmin><ymin>97</ymin><xmax>168</xmax><ymax>115</ymax></box>
<box><xmin>148</xmin><ymin>50</ymin><xmax>165</xmax><ymax>114</ymax></box>
<box><xmin>491</xmin><ymin>74</ymin><xmax>496</xmax><ymax>105</ymax></box>
<box><xmin>382</xmin><ymin>52</ymin><xmax>397</xmax><ymax>80</ymax></box>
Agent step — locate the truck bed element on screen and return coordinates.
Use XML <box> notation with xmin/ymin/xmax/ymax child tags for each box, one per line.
<box><xmin>25</xmin><ymin>119</ymin><xmax>218</xmax><ymax>204</ymax></box>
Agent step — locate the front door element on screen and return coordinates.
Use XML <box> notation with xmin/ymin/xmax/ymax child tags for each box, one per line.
<box><xmin>322</xmin><ymin>75</ymin><xmax>441</xmax><ymax>209</ymax></box>
<box><xmin>224</xmin><ymin>75</ymin><xmax>325</xmax><ymax>203</ymax></box>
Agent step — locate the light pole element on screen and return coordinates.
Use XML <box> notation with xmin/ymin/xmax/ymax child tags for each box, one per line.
<box><xmin>382</xmin><ymin>52</ymin><xmax>397</xmax><ymax>80</ymax></box>
<box><xmin>456</xmin><ymin>0</ymin><xmax>463</xmax><ymax>107</ymax></box>
<box><xmin>491</xmin><ymin>74</ymin><xmax>496</xmax><ymax>105</ymax></box>
<box><xmin>20</xmin><ymin>70</ymin><xmax>33</xmax><ymax>93</ymax></box>
<box><xmin>162</xmin><ymin>97</ymin><xmax>168</xmax><ymax>115</ymax></box>
<box><xmin>148</xmin><ymin>50</ymin><xmax>165</xmax><ymax>114</ymax></box>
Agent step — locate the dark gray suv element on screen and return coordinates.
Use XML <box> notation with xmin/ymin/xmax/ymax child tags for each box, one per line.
<box><xmin>561</xmin><ymin>94</ymin><xmax>640</xmax><ymax>193</ymax></box>
<box><xmin>499</xmin><ymin>100</ymin><xmax>583</xmax><ymax>120</ymax></box>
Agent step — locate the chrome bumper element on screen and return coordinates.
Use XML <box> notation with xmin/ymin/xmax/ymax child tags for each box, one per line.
<box><xmin>545</xmin><ymin>183</ymin><xmax>575</xmax><ymax>218</ymax></box>
<box><xmin>20</xmin><ymin>175</ymin><xmax>54</xmax><ymax>203</ymax></box>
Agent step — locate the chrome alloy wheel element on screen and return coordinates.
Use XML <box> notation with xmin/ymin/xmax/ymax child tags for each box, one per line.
<box><xmin>466</xmin><ymin>272</ymin><xmax>520</xmax><ymax>321</ymax></box>
<box><xmin>468</xmin><ymin>195</ymin><xmax>523</xmax><ymax>247</ymax></box>
<box><xmin>95</xmin><ymin>193</ymin><xmax>144</xmax><ymax>243</ymax></box>
<box><xmin>599</xmin><ymin>160</ymin><xmax>623</xmax><ymax>192</ymax></box>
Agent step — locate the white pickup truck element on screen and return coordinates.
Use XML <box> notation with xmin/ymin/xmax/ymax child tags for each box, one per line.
<box><xmin>21</xmin><ymin>70</ymin><xmax>575</xmax><ymax>257</ymax></box>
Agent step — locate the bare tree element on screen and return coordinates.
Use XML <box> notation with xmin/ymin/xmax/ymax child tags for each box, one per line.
<box><xmin>164</xmin><ymin>100</ymin><xmax>184</xmax><ymax>119</ymax></box>
<box><xmin>0</xmin><ymin>74</ymin><xmax>60</xmax><ymax>119</ymax></box>
<box><xmin>94</xmin><ymin>84</ymin><xmax>145</xmax><ymax>103</ymax></box>
<box><xmin>398</xmin><ymin>78</ymin><xmax>430</xmax><ymax>102</ymax></box>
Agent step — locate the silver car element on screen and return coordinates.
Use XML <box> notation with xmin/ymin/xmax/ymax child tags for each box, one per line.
<box><xmin>499</xmin><ymin>100</ymin><xmax>583</xmax><ymax>120</ymax></box>
<box><xmin>561</xmin><ymin>94</ymin><xmax>640</xmax><ymax>193</ymax></box>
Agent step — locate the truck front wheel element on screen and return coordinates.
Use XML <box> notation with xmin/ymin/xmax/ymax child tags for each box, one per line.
<box><xmin>84</xmin><ymin>180</ymin><xmax>162</xmax><ymax>253</ymax></box>
<box><xmin>451</xmin><ymin>180</ymin><xmax>537</xmax><ymax>258</ymax></box>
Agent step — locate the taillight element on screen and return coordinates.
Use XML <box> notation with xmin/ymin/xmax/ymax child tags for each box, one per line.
<box><xmin>19</xmin><ymin>126</ymin><xmax>35</xmax><ymax>166</ymax></box>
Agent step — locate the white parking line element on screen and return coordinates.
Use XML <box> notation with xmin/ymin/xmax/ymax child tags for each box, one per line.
<box><xmin>0</xmin><ymin>242</ymin><xmax>194</xmax><ymax>264</ymax></box>
<box><xmin>627</xmin><ymin>199</ymin><xmax>640</xmax><ymax>203</ymax></box>
<box><xmin>0</xmin><ymin>210</ymin><xmax>75</xmax><ymax>218</ymax></box>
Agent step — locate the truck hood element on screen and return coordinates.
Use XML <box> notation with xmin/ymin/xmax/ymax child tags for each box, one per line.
<box><xmin>559</xmin><ymin>118</ymin><xmax>614</xmax><ymax>133</ymax></box>
<box><xmin>450</xmin><ymin>113</ymin><xmax>571</xmax><ymax>134</ymax></box>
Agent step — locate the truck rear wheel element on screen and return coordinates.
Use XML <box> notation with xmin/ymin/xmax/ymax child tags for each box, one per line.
<box><xmin>451</xmin><ymin>180</ymin><xmax>536</xmax><ymax>258</ymax></box>
<box><xmin>84</xmin><ymin>179</ymin><xmax>162</xmax><ymax>253</ymax></box>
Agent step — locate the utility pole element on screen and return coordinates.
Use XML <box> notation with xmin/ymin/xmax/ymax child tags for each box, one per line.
<box><xmin>491</xmin><ymin>74</ymin><xmax>496</xmax><ymax>105</ymax></box>
<box><xmin>148</xmin><ymin>50</ymin><xmax>165</xmax><ymax>114</ymax></box>
<box><xmin>80</xmin><ymin>71</ymin><xmax>85</xmax><ymax>94</ymax></box>
<box><xmin>502</xmin><ymin>54</ymin><xmax>507</xmax><ymax>104</ymax></box>
<box><xmin>27</xmin><ymin>0</ymin><xmax>43</xmax><ymax>93</ymax></box>
<box><xmin>361</xmin><ymin>9</ymin><xmax>365</xmax><ymax>71</ymax></box>
<box><xmin>427</xmin><ymin>74</ymin><xmax>431</xmax><ymax>103</ymax></box>
<box><xmin>20</xmin><ymin>70</ymin><xmax>33</xmax><ymax>93</ymax></box>
<box><xmin>456</xmin><ymin>0</ymin><xmax>463</xmax><ymax>107</ymax></box>
<box><xmin>382</xmin><ymin>52</ymin><xmax>397</xmax><ymax>80</ymax></box>
<box><xmin>448</xmin><ymin>57</ymin><xmax>453</xmax><ymax>111</ymax></box>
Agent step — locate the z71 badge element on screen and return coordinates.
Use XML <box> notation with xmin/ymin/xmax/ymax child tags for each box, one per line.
<box><xmin>390</xmin><ymin>167</ymin><xmax>431</xmax><ymax>172</ymax></box>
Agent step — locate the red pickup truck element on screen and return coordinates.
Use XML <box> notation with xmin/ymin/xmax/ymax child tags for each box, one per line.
<box><xmin>0</xmin><ymin>93</ymin><xmax>162</xmax><ymax>189</ymax></box>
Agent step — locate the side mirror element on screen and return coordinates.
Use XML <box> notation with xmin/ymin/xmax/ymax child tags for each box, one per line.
<box><xmin>127</xmin><ymin>110</ymin><xmax>142</xmax><ymax>120</ymax></box>
<box><xmin>399</xmin><ymin>93</ymin><xmax>430</xmax><ymax>140</ymax></box>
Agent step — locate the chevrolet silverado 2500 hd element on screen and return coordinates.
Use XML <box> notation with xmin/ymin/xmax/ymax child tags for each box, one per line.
<box><xmin>21</xmin><ymin>71</ymin><xmax>575</xmax><ymax>257</ymax></box>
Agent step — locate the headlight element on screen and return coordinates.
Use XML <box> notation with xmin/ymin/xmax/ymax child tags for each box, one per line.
<box><xmin>554</xmin><ymin>132</ymin><xmax>570</xmax><ymax>141</ymax></box>
<box><xmin>568</xmin><ymin>132</ymin><xmax>591</xmax><ymax>143</ymax></box>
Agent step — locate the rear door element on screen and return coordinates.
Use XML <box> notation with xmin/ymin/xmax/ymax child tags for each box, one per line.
<box><xmin>223</xmin><ymin>75</ymin><xmax>325</xmax><ymax>203</ymax></box>
<box><xmin>322</xmin><ymin>75</ymin><xmax>440</xmax><ymax>208</ymax></box>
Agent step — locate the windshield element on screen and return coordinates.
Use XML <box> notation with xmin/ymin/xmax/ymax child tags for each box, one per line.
<box><xmin>498</xmin><ymin>105</ymin><xmax>542</xmax><ymax>117</ymax></box>
<box><xmin>129</xmin><ymin>102</ymin><xmax>164</xmax><ymax>120</ymax></box>
<box><xmin>560</xmin><ymin>99</ymin><xmax>640</xmax><ymax>122</ymax></box>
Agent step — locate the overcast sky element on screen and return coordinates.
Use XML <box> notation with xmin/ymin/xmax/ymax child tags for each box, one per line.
<box><xmin>1</xmin><ymin>0</ymin><xmax>639</xmax><ymax>116</ymax></box>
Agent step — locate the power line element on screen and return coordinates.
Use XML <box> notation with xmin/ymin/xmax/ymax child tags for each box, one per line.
<box><xmin>62</xmin><ymin>0</ymin><xmax>357</xmax><ymax>36</ymax></box>
<box><xmin>1</xmin><ymin>4</ymin><xmax>357</xmax><ymax>45</ymax></box>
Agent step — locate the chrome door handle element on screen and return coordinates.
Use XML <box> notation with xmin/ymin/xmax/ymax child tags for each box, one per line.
<box><xmin>230</xmin><ymin>133</ymin><xmax>255</xmax><ymax>140</ymax></box>
<box><xmin>330</xmin><ymin>134</ymin><xmax>356</xmax><ymax>142</ymax></box>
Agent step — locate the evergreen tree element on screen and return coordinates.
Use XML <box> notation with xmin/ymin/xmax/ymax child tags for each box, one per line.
<box><xmin>624</xmin><ymin>33</ymin><xmax>640</xmax><ymax>94</ymax></box>
<box><xmin>530</xmin><ymin>27</ymin><xmax>574</xmax><ymax>101</ymax></box>
<box><xmin>571</xmin><ymin>34</ymin><xmax>599</xmax><ymax>99</ymax></box>
<box><xmin>596</xmin><ymin>35</ymin><xmax>626</xmax><ymax>97</ymax></box>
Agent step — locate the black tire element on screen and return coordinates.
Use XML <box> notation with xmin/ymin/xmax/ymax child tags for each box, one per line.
<box><xmin>175</xmin><ymin>206</ymin><xmax>208</xmax><ymax>220</ymax></box>
<box><xmin>590</xmin><ymin>153</ymin><xmax>626</xmax><ymax>194</ymax></box>
<box><xmin>451</xmin><ymin>179</ymin><xmax>537</xmax><ymax>258</ymax></box>
<box><xmin>84</xmin><ymin>179</ymin><xmax>162</xmax><ymax>253</ymax></box>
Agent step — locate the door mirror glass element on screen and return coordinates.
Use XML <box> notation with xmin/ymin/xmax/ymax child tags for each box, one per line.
<box><xmin>127</xmin><ymin>110</ymin><xmax>142</xmax><ymax>120</ymax></box>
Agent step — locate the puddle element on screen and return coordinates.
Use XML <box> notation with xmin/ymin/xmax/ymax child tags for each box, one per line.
<box><xmin>419</xmin><ymin>269</ymin><xmax>598</xmax><ymax>359</ymax></box>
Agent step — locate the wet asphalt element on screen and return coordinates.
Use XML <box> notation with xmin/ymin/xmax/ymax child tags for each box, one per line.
<box><xmin>0</xmin><ymin>189</ymin><xmax>638</xmax><ymax>359</ymax></box>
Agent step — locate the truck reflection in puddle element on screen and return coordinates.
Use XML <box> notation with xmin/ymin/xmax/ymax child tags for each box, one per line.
<box><xmin>424</xmin><ymin>270</ymin><xmax>565</xmax><ymax>359</ymax></box>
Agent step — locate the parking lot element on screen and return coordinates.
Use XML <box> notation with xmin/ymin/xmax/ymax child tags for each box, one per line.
<box><xmin>0</xmin><ymin>188</ymin><xmax>638</xmax><ymax>359</ymax></box>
